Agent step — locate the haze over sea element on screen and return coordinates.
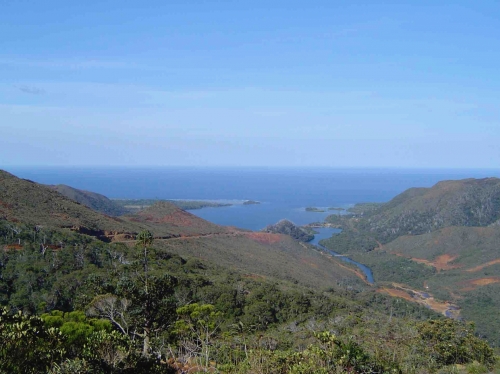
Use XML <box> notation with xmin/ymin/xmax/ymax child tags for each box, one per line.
<box><xmin>8</xmin><ymin>167</ymin><xmax>500</xmax><ymax>231</ymax></box>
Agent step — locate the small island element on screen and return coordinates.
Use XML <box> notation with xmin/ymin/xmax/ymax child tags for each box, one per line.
<box><xmin>243</xmin><ymin>200</ymin><xmax>260</xmax><ymax>205</ymax></box>
<box><xmin>113</xmin><ymin>199</ymin><xmax>232</xmax><ymax>212</ymax></box>
<box><xmin>328</xmin><ymin>207</ymin><xmax>346</xmax><ymax>211</ymax></box>
<box><xmin>305</xmin><ymin>206</ymin><xmax>325</xmax><ymax>212</ymax></box>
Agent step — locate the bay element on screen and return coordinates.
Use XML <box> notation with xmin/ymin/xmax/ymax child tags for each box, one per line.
<box><xmin>7</xmin><ymin>166</ymin><xmax>500</xmax><ymax>231</ymax></box>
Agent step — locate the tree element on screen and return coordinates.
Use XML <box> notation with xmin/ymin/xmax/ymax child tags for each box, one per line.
<box><xmin>136</xmin><ymin>230</ymin><xmax>154</xmax><ymax>294</ymax></box>
<box><xmin>175</xmin><ymin>303</ymin><xmax>223</xmax><ymax>368</ymax></box>
<box><xmin>87</xmin><ymin>294</ymin><xmax>130</xmax><ymax>336</ymax></box>
<box><xmin>0</xmin><ymin>307</ymin><xmax>65</xmax><ymax>373</ymax></box>
<box><xmin>117</xmin><ymin>274</ymin><xmax>177</xmax><ymax>358</ymax></box>
<box><xmin>42</xmin><ymin>310</ymin><xmax>113</xmax><ymax>358</ymax></box>
<box><xmin>417</xmin><ymin>319</ymin><xmax>496</xmax><ymax>369</ymax></box>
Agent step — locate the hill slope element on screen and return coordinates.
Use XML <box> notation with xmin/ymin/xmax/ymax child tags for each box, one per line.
<box><xmin>0</xmin><ymin>170</ymin><xmax>227</xmax><ymax>240</ymax></box>
<box><xmin>360</xmin><ymin>178</ymin><xmax>500</xmax><ymax>243</ymax></box>
<box><xmin>0</xmin><ymin>170</ymin><xmax>137</xmax><ymax>240</ymax></box>
<box><xmin>123</xmin><ymin>201</ymin><xmax>228</xmax><ymax>237</ymax></box>
<box><xmin>49</xmin><ymin>184</ymin><xmax>127</xmax><ymax>216</ymax></box>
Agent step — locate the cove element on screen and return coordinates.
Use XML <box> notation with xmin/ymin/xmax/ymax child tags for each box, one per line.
<box><xmin>309</xmin><ymin>227</ymin><xmax>375</xmax><ymax>284</ymax></box>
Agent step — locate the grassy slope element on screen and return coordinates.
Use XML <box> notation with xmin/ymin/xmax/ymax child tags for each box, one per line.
<box><xmin>154</xmin><ymin>233</ymin><xmax>361</xmax><ymax>290</ymax></box>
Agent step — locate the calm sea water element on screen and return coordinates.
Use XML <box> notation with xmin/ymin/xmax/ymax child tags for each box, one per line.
<box><xmin>6</xmin><ymin>167</ymin><xmax>500</xmax><ymax>231</ymax></box>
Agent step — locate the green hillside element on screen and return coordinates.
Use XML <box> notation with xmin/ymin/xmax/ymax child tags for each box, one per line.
<box><xmin>2</xmin><ymin>224</ymin><xmax>470</xmax><ymax>373</ymax></box>
<box><xmin>1</xmin><ymin>170</ymin><xmax>229</xmax><ymax>242</ymax></box>
<box><xmin>49</xmin><ymin>184</ymin><xmax>128</xmax><ymax>216</ymax></box>
<box><xmin>359</xmin><ymin>178</ymin><xmax>500</xmax><ymax>243</ymax></box>
<box><xmin>321</xmin><ymin>178</ymin><xmax>500</xmax><ymax>346</ymax></box>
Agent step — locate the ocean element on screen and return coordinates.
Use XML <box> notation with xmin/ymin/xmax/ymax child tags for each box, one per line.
<box><xmin>6</xmin><ymin>167</ymin><xmax>500</xmax><ymax>231</ymax></box>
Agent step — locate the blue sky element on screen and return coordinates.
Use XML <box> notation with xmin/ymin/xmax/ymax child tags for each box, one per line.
<box><xmin>1</xmin><ymin>0</ymin><xmax>499</xmax><ymax>167</ymax></box>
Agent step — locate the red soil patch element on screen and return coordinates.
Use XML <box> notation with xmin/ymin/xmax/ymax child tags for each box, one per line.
<box><xmin>471</xmin><ymin>277</ymin><xmax>500</xmax><ymax>286</ymax></box>
<box><xmin>461</xmin><ymin>277</ymin><xmax>500</xmax><ymax>291</ymax></box>
<box><xmin>374</xmin><ymin>240</ymin><xmax>384</xmax><ymax>251</ymax></box>
<box><xmin>134</xmin><ymin>210</ymin><xmax>225</xmax><ymax>234</ymax></box>
<box><xmin>466</xmin><ymin>259</ymin><xmax>500</xmax><ymax>273</ymax></box>
<box><xmin>3</xmin><ymin>244</ymin><xmax>23</xmax><ymax>251</ymax></box>
<box><xmin>414</xmin><ymin>254</ymin><xmax>460</xmax><ymax>271</ymax></box>
<box><xmin>460</xmin><ymin>277</ymin><xmax>500</xmax><ymax>291</ymax></box>
<box><xmin>243</xmin><ymin>232</ymin><xmax>282</xmax><ymax>244</ymax></box>
<box><xmin>243</xmin><ymin>273</ymin><xmax>266</xmax><ymax>281</ymax></box>
<box><xmin>380</xmin><ymin>283</ymin><xmax>459</xmax><ymax>317</ymax></box>
<box><xmin>51</xmin><ymin>212</ymin><xmax>72</xmax><ymax>221</ymax></box>
<box><xmin>300</xmin><ymin>258</ymin><xmax>319</xmax><ymax>269</ymax></box>
<box><xmin>0</xmin><ymin>200</ymin><xmax>13</xmax><ymax>209</ymax></box>
<box><xmin>4</xmin><ymin>244</ymin><xmax>64</xmax><ymax>251</ymax></box>
<box><xmin>425</xmin><ymin>298</ymin><xmax>451</xmax><ymax>315</ymax></box>
<box><xmin>393</xmin><ymin>252</ymin><xmax>461</xmax><ymax>271</ymax></box>
<box><xmin>138</xmin><ymin>211</ymin><xmax>199</xmax><ymax>227</ymax></box>
<box><xmin>377</xmin><ymin>287</ymin><xmax>414</xmax><ymax>302</ymax></box>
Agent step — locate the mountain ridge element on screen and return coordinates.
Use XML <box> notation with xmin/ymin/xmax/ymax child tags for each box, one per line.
<box><xmin>358</xmin><ymin>177</ymin><xmax>500</xmax><ymax>243</ymax></box>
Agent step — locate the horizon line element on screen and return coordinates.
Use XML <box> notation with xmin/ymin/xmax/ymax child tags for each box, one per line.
<box><xmin>4</xmin><ymin>165</ymin><xmax>500</xmax><ymax>171</ymax></box>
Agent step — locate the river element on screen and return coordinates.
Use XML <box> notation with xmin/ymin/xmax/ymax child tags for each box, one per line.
<box><xmin>308</xmin><ymin>227</ymin><xmax>375</xmax><ymax>284</ymax></box>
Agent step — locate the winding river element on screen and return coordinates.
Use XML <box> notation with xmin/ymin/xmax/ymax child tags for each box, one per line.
<box><xmin>307</xmin><ymin>228</ymin><xmax>464</xmax><ymax>318</ymax></box>
<box><xmin>309</xmin><ymin>227</ymin><xmax>375</xmax><ymax>284</ymax></box>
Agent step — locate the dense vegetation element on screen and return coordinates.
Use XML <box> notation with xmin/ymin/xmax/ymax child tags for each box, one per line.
<box><xmin>0</xmin><ymin>225</ymin><xmax>496</xmax><ymax>373</ymax></box>
<box><xmin>346</xmin><ymin>203</ymin><xmax>383</xmax><ymax>215</ymax></box>
<box><xmin>319</xmin><ymin>230</ymin><xmax>378</xmax><ymax>254</ymax></box>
